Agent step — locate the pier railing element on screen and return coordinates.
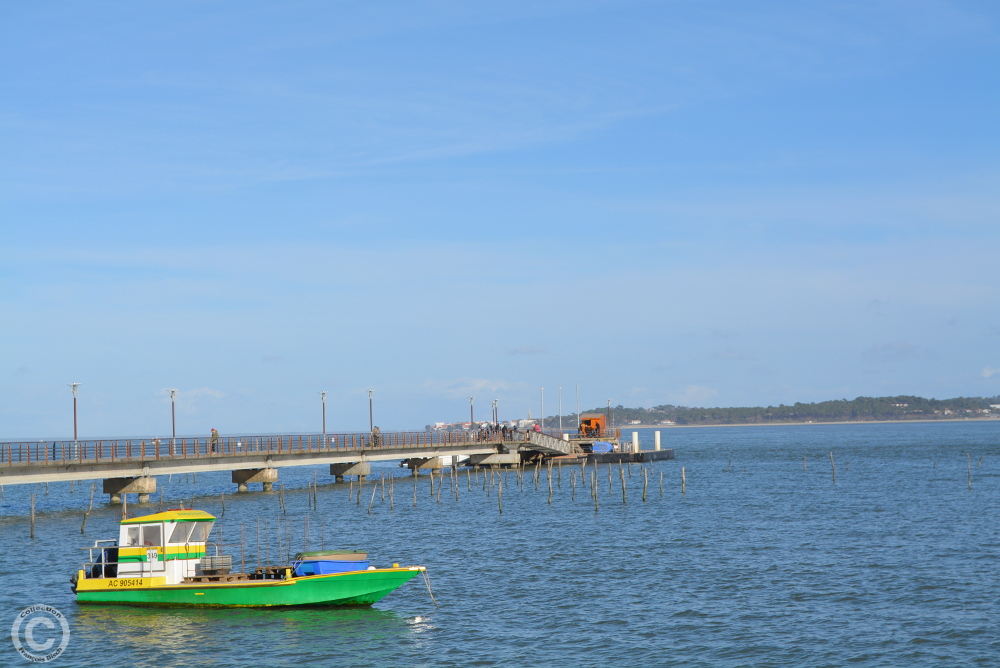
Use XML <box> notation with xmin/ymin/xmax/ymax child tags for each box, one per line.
<box><xmin>0</xmin><ymin>429</ymin><xmax>553</xmax><ymax>468</ymax></box>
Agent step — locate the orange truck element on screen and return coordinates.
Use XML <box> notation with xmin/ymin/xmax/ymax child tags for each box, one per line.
<box><xmin>578</xmin><ymin>412</ymin><xmax>607</xmax><ymax>438</ymax></box>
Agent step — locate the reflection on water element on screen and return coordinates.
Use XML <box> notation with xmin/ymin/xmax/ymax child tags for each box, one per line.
<box><xmin>69</xmin><ymin>603</ymin><xmax>421</xmax><ymax>666</ymax></box>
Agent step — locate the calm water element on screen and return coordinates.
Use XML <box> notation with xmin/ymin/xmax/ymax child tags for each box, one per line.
<box><xmin>1</xmin><ymin>421</ymin><xmax>998</xmax><ymax>667</ymax></box>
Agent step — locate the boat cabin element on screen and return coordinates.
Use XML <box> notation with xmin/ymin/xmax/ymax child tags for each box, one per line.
<box><xmin>82</xmin><ymin>509</ymin><xmax>217</xmax><ymax>586</ymax></box>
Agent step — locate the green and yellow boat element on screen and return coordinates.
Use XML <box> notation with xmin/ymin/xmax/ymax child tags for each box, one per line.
<box><xmin>72</xmin><ymin>509</ymin><xmax>424</xmax><ymax>607</ymax></box>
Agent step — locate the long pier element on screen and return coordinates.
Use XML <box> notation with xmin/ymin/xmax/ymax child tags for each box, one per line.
<box><xmin>1</xmin><ymin>429</ymin><xmax>636</xmax><ymax>501</ymax></box>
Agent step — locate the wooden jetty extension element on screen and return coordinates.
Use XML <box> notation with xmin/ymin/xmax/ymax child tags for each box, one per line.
<box><xmin>0</xmin><ymin>429</ymin><xmax>673</xmax><ymax>502</ymax></box>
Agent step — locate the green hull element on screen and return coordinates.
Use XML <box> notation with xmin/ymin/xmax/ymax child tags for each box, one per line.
<box><xmin>77</xmin><ymin>569</ymin><xmax>422</xmax><ymax>608</ymax></box>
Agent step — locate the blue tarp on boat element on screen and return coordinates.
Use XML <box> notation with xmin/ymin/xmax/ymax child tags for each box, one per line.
<box><xmin>292</xmin><ymin>560</ymin><xmax>369</xmax><ymax>576</ymax></box>
<box><xmin>591</xmin><ymin>441</ymin><xmax>614</xmax><ymax>453</ymax></box>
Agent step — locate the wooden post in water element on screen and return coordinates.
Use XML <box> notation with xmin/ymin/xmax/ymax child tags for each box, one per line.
<box><xmin>659</xmin><ymin>471</ymin><xmax>663</xmax><ymax>497</ymax></box>
<box><xmin>413</xmin><ymin>474</ymin><xmax>417</xmax><ymax>507</ymax></box>
<box><xmin>967</xmin><ymin>453</ymin><xmax>972</xmax><ymax>489</ymax></box>
<box><xmin>620</xmin><ymin>466</ymin><xmax>626</xmax><ymax>504</ymax></box>
<box><xmin>642</xmin><ymin>468</ymin><xmax>648</xmax><ymax>502</ymax></box>
<box><xmin>592</xmin><ymin>471</ymin><xmax>599</xmax><ymax>511</ymax></box>
<box><xmin>368</xmin><ymin>486</ymin><xmax>376</xmax><ymax>514</ymax></box>
<box><xmin>80</xmin><ymin>483</ymin><xmax>95</xmax><ymax>533</ymax></box>
<box><xmin>357</xmin><ymin>477</ymin><xmax>362</xmax><ymax>506</ymax></box>
<box><xmin>681</xmin><ymin>467</ymin><xmax>686</xmax><ymax>494</ymax></box>
<box><xmin>977</xmin><ymin>454</ymin><xmax>983</xmax><ymax>468</ymax></box>
<box><xmin>30</xmin><ymin>493</ymin><xmax>35</xmax><ymax>539</ymax></box>
<box><xmin>830</xmin><ymin>451</ymin><xmax>836</xmax><ymax>483</ymax></box>
<box><xmin>349</xmin><ymin>480</ymin><xmax>353</xmax><ymax>504</ymax></box>
<box><xmin>221</xmin><ymin>491</ymin><xmax>226</xmax><ymax>517</ymax></box>
<box><xmin>571</xmin><ymin>472</ymin><xmax>576</xmax><ymax>501</ymax></box>
<box><xmin>498</xmin><ymin>474</ymin><xmax>503</xmax><ymax>514</ymax></box>
<box><xmin>803</xmin><ymin>455</ymin><xmax>807</xmax><ymax>471</ymax></box>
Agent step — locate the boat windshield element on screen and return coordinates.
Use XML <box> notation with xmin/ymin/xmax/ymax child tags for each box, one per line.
<box><xmin>190</xmin><ymin>522</ymin><xmax>213</xmax><ymax>542</ymax></box>
<box><xmin>169</xmin><ymin>522</ymin><xmax>214</xmax><ymax>543</ymax></box>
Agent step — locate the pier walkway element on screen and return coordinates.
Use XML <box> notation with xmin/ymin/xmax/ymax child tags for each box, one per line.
<box><xmin>0</xmin><ymin>429</ymin><xmax>588</xmax><ymax>499</ymax></box>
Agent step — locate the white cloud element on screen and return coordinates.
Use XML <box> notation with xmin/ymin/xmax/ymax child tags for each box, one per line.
<box><xmin>982</xmin><ymin>366</ymin><xmax>999</xmax><ymax>379</ymax></box>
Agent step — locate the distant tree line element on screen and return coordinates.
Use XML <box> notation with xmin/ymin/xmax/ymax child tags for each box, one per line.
<box><xmin>541</xmin><ymin>395</ymin><xmax>1000</xmax><ymax>427</ymax></box>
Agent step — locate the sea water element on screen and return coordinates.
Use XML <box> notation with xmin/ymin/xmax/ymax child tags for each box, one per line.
<box><xmin>1</xmin><ymin>420</ymin><xmax>997</xmax><ymax>666</ymax></box>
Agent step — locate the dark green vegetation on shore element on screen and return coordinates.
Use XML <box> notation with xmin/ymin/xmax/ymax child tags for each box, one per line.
<box><xmin>545</xmin><ymin>395</ymin><xmax>1000</xmax><ymax>427</ymax></box>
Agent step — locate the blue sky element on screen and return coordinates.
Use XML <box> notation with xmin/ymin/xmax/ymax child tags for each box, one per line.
<box><xmin>1</xmin><ymin>1</ymin><xmax>998</xmax><ymax>438</ymax></box>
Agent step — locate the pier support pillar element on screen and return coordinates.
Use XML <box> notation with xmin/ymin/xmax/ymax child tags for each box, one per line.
<box><xmin>103</xmin><ymin>476</ymin><xmax>156</xmax><ymax>504</ymax></box>
<box><xmin>468</xmin><ymin>453</ymin><xmax>520</xmax><ymax>467</ymax></box>
<box><xmin>654</xmin><ymin>431</ymin><xmax>661</xmax><ymax>451</ymax></box>
<box><xmin>404</xmin><ymin>457</ymin><xmax>444</xmax><ymax>473</ymax></box>
<box><xmin>632</xmin><ymin>431</ymin><xmax>640</xmax><ymax>453</ymax></box>
<box><xmin>330</xmin><ymin>462</ymin><xmax>370</xmax><ymax>482</ymax></box>
<box><xmin>231</xmin><ymin>468</ymin><xmax>278</xmax><ymax>493</ymax></box>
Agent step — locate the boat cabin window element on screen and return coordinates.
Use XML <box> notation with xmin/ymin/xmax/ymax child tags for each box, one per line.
<box><xmin>168</xmin><ymin>522</ymin><xmax>214</xmax><ymax>544</ymax></box>
<box><xmin>189</xmin><ymin>522</ymin><xmax>213</xmax><ymax>542</ymax></box>
<box><xmin>127</xmin><ymin>526</ymin><xmax>140</xmax><ymax>546</ymax></box>
<box><xmin>142</xmin><ymin>524</ymin><xmax>162</xmax><ymax>546</ymax></box>
<box><xmin>169</xmin><ymin>523</ymin><xmax>192</xmax><ymax>544</ymax></box>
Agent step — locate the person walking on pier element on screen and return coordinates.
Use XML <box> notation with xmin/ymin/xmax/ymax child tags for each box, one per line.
<box><xmin>371</xmin><ymin>426</ymin><xmax>381</xmax><ymax>447</ymax></box>
<box><xmin>210</xmin><ymin>428</ymin><xmax>220</xmax><ymax>453</ymax></box>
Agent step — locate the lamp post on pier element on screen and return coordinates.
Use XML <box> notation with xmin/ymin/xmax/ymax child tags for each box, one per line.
<box><xmin>540</xmin><ymin>387</ymin><xmax>545</xmax><ymax>431</ymax></box>
<box><xmin>491</xmin><ymin>399</ymin><xmax>498</xmax><ymax>426</ymax></box>
<box><xmin>368</xmin><ymin>389</ymin><xmax>373</xmax><ymax>433</ymax></box>
<box><xmin>558</xmin><ymin>386</ymin><xmax>563</xmax><ymax>434</ymax></box>
<box><xmin>320</xmin><ymin>391</ymin><xmax>327</xmax><ymax>439</ymax></box>
<box><xmin>169</xmin><ymin>388</ymin><xmax>177</xmax><ymax>440</ymax></box>
<box><xmin>69</xmin><ymin>382</ymin><xmax>80</xmax><ymax>442</ymax></box>
<box><xmin>469</xmin><ymin>396</ymin><xmax>474</xmax><ymax>428</ymax></box>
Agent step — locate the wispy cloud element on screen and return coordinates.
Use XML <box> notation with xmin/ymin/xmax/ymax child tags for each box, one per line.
<box><xmin>862</xmin><ymin>341</ymin><xmax>937</xmax><ymax>363</ymax></box>
<box><xmin>159</xmin><ymin>387</ymin><xmax>225</xmax><ymax>414</ymax></box>
<box><xmin>260</xmin><ymin>354</ymin><xmax>288</xmax><ymax>364</ymax></box>
<box><xmin>982</xmin><ymin>366</ymin><xmax>999</xmax><ymax>379</ymax></box>
<box><xmin>669</xmin><ymin>385</ymin><xmax>719</xmax><ymax>407</ymax></box>
<box><xmin>506</xmin><ymin>345</ymin><xmax>548</xmax><ymax>356</ymax></box>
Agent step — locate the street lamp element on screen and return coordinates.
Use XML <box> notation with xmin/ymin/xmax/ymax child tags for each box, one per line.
<box><xmin>69</xmin><ymin>382</ymin><xmax>81</xmax><ymax>441</ymax></box>
<box><xmin>540</xmin><ymin>387</ymin><xmax>545</xmax><ymax>431</ymax></box>
<box><xmin>368</xmin><ymin>389</ymin><xmax>373</xmax><ymax>433</ymax></box>
<box><xmin>169</xmin><ymin>389</ymin><xmax>177</xmax><ymax>440</ymax></box>
<box><xmin>558</xmin><ymin>386</ymin><xmax>563</xmax><ymax>434</ymax></box>
<box><xmin>607</xmin><ymin>398</ymin><xmax>612</xmax><ymax>435</ymax></box>
<box><xmin>469</xmin><ymin>396</ymin><xmax>474</xmax><ymax>427</ymax></box>
<box><xmin>492</xmin><ymin>399</ymin><xmax>498</xmax><ymax>426</ymax></box>
<box><xmin>320</xmin><ymin>391</ymin><xmax>327</xmax><ymax>438</ymax></box>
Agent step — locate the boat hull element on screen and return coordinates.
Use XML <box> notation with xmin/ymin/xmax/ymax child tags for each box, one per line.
<box><xmin>76</xmin><ymin>568</ymin><xmax>422</xmax><ymax>608</ymax></box>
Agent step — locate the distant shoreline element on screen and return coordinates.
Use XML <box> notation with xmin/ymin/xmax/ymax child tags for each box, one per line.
<box><xmin>609</xmin><ymin>416</ymin><xmax>1000</xmax><ymax>430</ymax></box>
